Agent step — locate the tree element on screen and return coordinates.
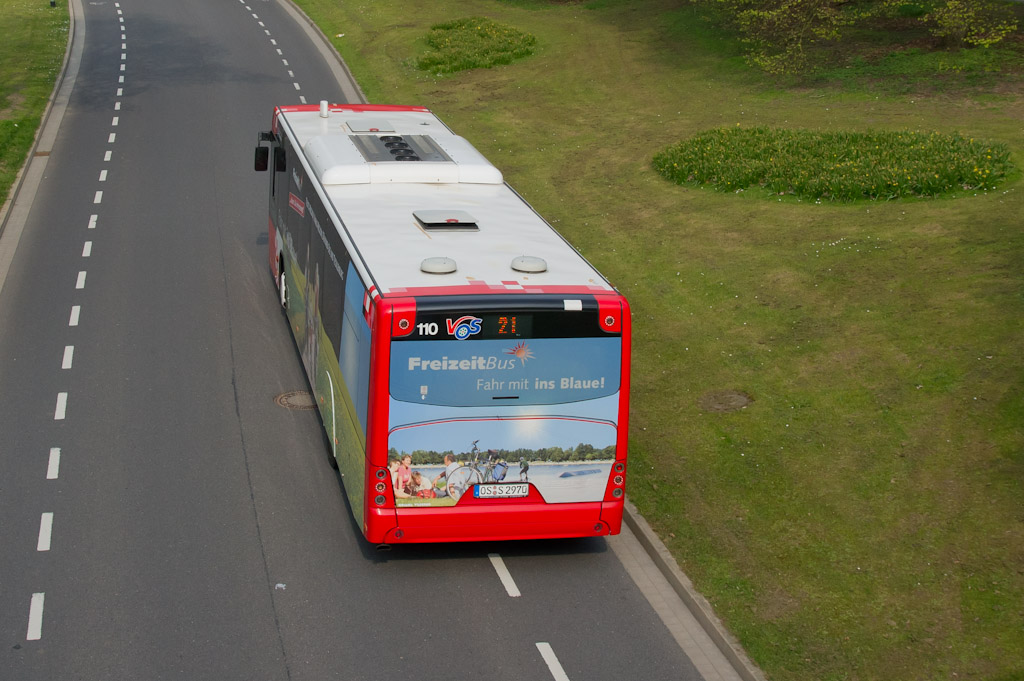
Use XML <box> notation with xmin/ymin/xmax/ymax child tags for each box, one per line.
<box><xmin>702</xmin><ymin>0</ymin><xmax>1019</xmax><ymax>74</ymax></box>
<box><xmin>710</xmin><ymin>0</ymin><xmax>862</xmax><ymax>73</ymax></box>
<box><xmin>924</xmin><ymin>0</ymin><xmax>1018</xmax><ymax>48</ymax></box>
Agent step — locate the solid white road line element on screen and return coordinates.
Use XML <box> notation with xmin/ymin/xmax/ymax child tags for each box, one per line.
<box><xmin>47</xmin><ymin>448</ymin><xmax>61</xmax><ymax>479</ymax></box>
<box><xmin>37</xmin><ymin>513</ymin><xmax>53</xmax><ymax>551</ymax></box>
<box><xmin>27</xmin><ymin>593</ymin><xmax>45</xmax><ymax>641</ymax></box>
<box><xmin>62</xmin><ymin>345</ymin><xmax>74</xmax><ymax>369</ymax></box>
<box><xmin>488</xmin><ymin>553</ymin><xmax>521</xmax><ymax>597</ymax></box>
<box><xmin>536</xmin><ymin>643</ymin><xmax>571</xmax><ymax>681</ymax></box>
<box><xmin>54</xmin><ymin>393</ymin><xmax>67</xmax><ymax>420</ymax></box>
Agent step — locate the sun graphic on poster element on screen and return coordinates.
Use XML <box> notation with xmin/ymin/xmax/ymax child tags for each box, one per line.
<box><xmin>505</xmin><ymin>341</ymin><xmax>534</xmax><ymax>363</ymax></box>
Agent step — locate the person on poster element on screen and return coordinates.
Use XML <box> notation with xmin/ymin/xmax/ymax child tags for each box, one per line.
<box><xmin>389</xmin><ymin>458</ymin><xmax>410</xmax><ymax>499</ymax></box>
<box><xmin>409</xmin><ymin>471</ymin><xmax>436</xmax><ymax>498</ymax></box>
<box><xmin>432</xmin><ymin>454</ymin><xmax>462</xmax><ymax>497</ymax></box>
<box><xmin>519</xmin><ymin>457</ymin><xmax>530</xmax><ymax>481</ymax></box>
<box><xmin>397</xmin><ymin>455</ymin><xmax>412</xmax><ymax>494</ymax></box>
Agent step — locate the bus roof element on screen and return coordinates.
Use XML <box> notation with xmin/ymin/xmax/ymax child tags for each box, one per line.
<box><xmin>274</xmin><ymin>105</ymin><xmax>616</xmax><ymax>298</ymax></box>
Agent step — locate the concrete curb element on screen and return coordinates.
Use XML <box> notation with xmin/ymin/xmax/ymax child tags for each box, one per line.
<box><xmin>0</xmin><ymin>0</ymin><xmax>80</xmax><ymax>239</ymax></box>
<box><xmin>274</xmin><ymin>0</ymin><xmax>367</xmax><ymax>105</ymax></box>
<box><xmin>623</xmin><ymin>499</ymin><xmax>768</xmax><ymax>681</ymax></box>
<box><xmin>0</xmin><ymin>0</ymin><xmax>83</xmax><ymax>301</ymax></box>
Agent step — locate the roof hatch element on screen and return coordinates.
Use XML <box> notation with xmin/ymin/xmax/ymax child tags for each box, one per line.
<box><xmin>414</xmin><ymin>210</ymin><xmax>479</xmax><ymax>232</ymax></box>
<box><xmin>346</xmin><ymin>119</ymin><xmax>395</xmax><ymax>133</ymax></box>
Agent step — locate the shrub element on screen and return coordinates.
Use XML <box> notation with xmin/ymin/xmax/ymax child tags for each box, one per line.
<box><xmin>652</xmin><ymin>126</ymin><xmax>1014</xmax><ymax>202</ymax></box>
<box><xmin>416</xmin><ymin>17</ymin><xmax>537</xmax><ymax>74</ymax></box>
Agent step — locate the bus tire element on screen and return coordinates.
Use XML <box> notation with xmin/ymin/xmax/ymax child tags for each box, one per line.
<box><xmin>278</xmin><ymin>262</ymin><xmax>287</xmax><ymax>309</ymax></box>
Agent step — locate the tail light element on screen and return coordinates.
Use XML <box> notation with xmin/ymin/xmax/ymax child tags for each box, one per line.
<box><xmin>605</xmin><ymin>461</ymin><xmax>627</xmax><ymax>500</ymax></box>
<box><xmin>373</xmin><ymin>468</ymin><xmax>391</xmax><ymax>507</ymax></box>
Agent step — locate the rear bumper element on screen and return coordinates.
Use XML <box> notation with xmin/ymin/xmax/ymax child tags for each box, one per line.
<box><xmin>366</xmin><ymin>500</ymin><xmax>623</xmax><ymax>544</ymax></box>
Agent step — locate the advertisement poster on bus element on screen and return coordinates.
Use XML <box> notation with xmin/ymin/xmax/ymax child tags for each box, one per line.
<box><xmin>388</xmin><ymin>337</ymin><xmax>621</xmax><ymax>507</ymax></box>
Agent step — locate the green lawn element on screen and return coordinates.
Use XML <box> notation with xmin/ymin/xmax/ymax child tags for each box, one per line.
<box><xmin>0</xmin><ymin>0</ymin><xmax>68</xmax><ymax>208</ymax></box>
<box><xmin>294</xmin><ymin>1</ymin><xmax>1023</xmax><ymax>678</ymax></box>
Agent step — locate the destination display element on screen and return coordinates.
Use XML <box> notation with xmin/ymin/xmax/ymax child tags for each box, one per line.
<box><xmin>398</xmin><ymin>308</ymin><xmax>616</xmax><ymax>341</ymax></box>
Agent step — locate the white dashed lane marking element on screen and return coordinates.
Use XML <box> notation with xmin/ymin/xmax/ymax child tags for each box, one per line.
<box><xmin>28</xmin><ymin>1</ymin><xmax>131</xmax><ymax>645</ymax></box>
<box><xmin>488</xmin><ymin>553</ymin><xmax>522</xmax><ymax>597</ymax></box>
<box><xmin>37</xmin><ymin>513</ymin><xmax>54</xmax><ymax>552</ymax></box>
<box><xmin>26</xmin><ymin>593</ymin><xmax>45</xmax><ymax>641</ymax></box>
<box><xmin>54</xmin><ymin>393</ymin><xmax>67</xmax><ymax>421</ymax></box>
<box><xmin>47</xmin><ymin>448</ymin><xmax>61</xmax><ymax>480</ymax></box>
<box><xmin>536</xmin><ymin>643</ymin><xmax>572</xmax><ymax>681</ymax></box>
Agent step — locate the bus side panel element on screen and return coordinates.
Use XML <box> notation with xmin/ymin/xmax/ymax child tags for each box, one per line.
<box><xmin>278</xmin><ymin>134</ymin><xmax>310</xmax><ymax>354</ymax></box>
<box><xmin>272</xmin><ymin>124</ymin><xmax>372</xmax><ymax>531</ymax></box>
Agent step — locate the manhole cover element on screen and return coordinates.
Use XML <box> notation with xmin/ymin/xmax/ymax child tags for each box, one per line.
<box><xmin>698</xmin><ymin>390</ymin><xmax>754</xmax><ymax>413</ymax></box>
<box><xmin>275</xmin><ymin>391</ymin><xmax>317</xmax><ymax>410</ymax></box>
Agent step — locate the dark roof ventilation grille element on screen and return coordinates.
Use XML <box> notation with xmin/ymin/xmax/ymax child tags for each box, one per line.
<box><xmin>414</xmin><ymin>210</ymin><xmax>479</xmax><ymax>232</ymax></box>
<box><xmin>350</xmin><ymin>135</ymin><xmax>453</xmax><ymax>164</ymax></box>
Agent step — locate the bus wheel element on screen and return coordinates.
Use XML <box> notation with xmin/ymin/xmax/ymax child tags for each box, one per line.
<box><xmin>278</xmin><ymin>265</ymin><xmax>287</xmax><ymax>309</ymax></box>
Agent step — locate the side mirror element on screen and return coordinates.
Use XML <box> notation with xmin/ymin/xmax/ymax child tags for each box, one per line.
<box><xmin>254</xmin><ymin>146</ymin><xmax>269</xmax><ymax>172</ymax></box>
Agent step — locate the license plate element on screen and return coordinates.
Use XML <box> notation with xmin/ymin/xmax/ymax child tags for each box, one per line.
<box><xmin>474</xmin><ymin>483</ymin><xmax>530</xmax><ymax>499</ymax></box>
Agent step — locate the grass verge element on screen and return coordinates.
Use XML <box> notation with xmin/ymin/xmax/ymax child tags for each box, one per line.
<box><xmin>0</xmin><ymin>0</ymin><xmax>68</xmax><ymax>210</ymax></box>
<box><xmin>292</xmin><ymin>0</ymin><xmax>1024</xmax><ymax>679</ymax></box>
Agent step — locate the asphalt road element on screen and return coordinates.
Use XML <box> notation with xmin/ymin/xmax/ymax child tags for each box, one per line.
<box><xmin>0</xmin><ymin>0</ymin><xmax>708</xmax><ymax>679</ymax></box>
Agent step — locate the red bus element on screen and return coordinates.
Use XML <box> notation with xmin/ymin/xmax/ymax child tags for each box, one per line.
<box><xmin>255</xmin><ymin>103</ymin><xmax>630</xmax><ymax>543</ymax></box>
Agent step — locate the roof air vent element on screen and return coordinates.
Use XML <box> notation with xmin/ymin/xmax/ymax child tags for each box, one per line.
<box><xmin>511</xmin><ymin>256</ymin><xmax>547</xmax><ymax>273</ymax></box>
<box><xmin>421</xmin><ymin>257</ymin><xmax>458</xmax><ymax>274</ymax></box>
<box><xmin>414</xmin><ymin>210</ymin><xmax>478</xmax><ymax>232</ymax></box>
<box><xmin>349</xmin><ymin>135</ymin><xmax>451</xmax><ymax>164</ymax></box>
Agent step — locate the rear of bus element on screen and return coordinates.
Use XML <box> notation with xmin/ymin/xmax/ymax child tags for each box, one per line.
<box><xmin>364</xmin><ymin>293</ymin><xmax>630</xmax><ymax>544</ymax></box>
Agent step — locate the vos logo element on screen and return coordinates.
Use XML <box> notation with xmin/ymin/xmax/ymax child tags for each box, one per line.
<box><xmin>446</xmin><ymin>316</ymin><xmax>482</xmax><ymax>340</ymax></box>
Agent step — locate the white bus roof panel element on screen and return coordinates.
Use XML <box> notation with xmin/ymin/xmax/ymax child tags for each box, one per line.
<box><xmin>277</xmin><ymin>106</ymin><xmax>614</xmax><ymax>296</ymax></box>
